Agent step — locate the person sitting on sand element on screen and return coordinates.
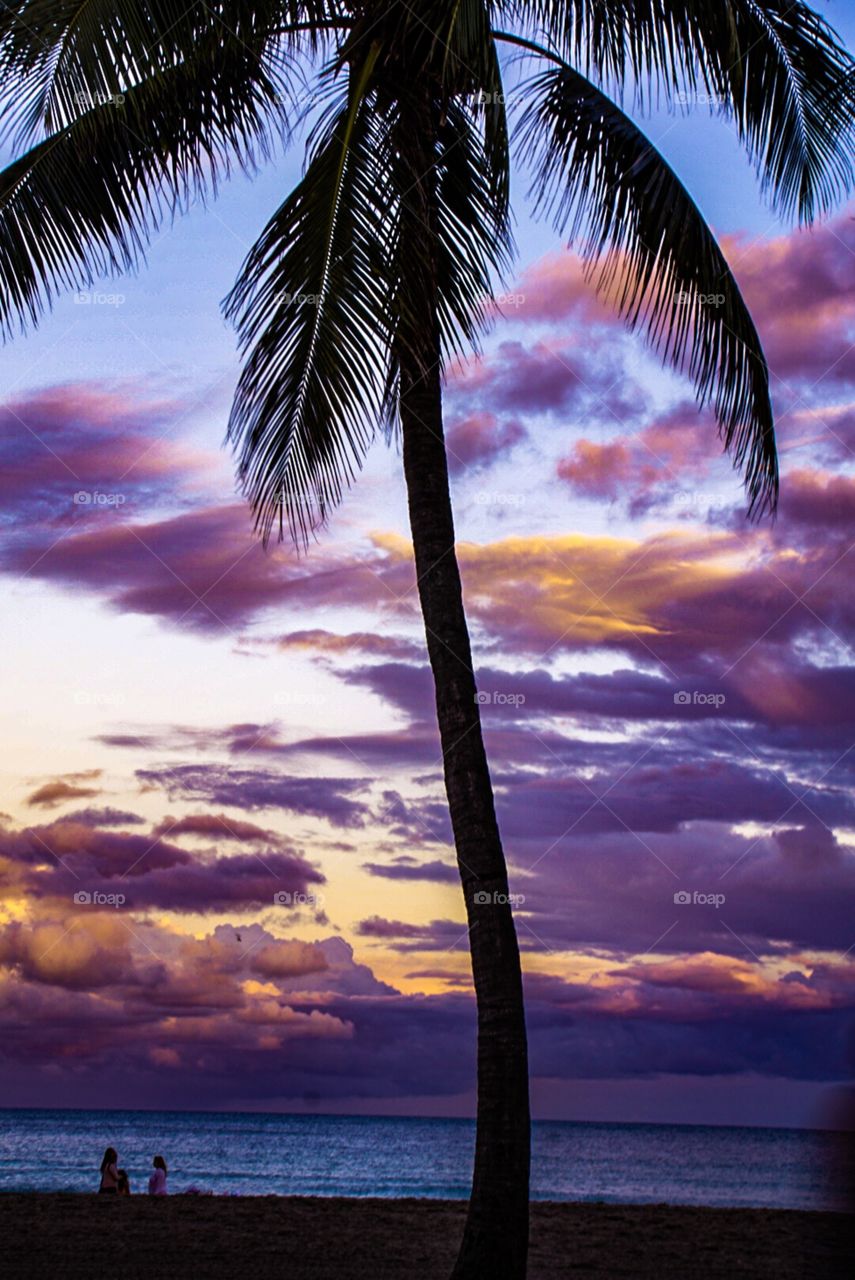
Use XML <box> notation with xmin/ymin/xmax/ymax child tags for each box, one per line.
<box><xmin>148</xmin><ymin>1155</ymin><xmax>168</xmax><ymax>1195</ymax></box>
<box><xmin>99</xmin><ymin>1147</ymin><xmax>120</xmax><ymax>1194</ymax></box>
<box><xmin>117</xmin><ymin>1169</ymin><xmax>131</xmax><ymax>1196</ymax></box>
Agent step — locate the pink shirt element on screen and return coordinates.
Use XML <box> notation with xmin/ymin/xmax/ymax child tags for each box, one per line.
<box><xmin>148</xmin><ymin>1167</ymin><xmax>168</xmax><ymax>1195</ymax></box>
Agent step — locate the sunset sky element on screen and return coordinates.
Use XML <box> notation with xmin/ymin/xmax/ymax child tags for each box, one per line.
<box><xmin>1</xmin><ymin>6</ymin><xmax>854</xmax><ymax>1126</ymax></box>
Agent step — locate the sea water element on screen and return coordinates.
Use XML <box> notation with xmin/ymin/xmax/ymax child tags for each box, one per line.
<box><xmin>0</xmin><ymin>1109</ymin><xmax>842</xmax><ymax>1209</ymax></box>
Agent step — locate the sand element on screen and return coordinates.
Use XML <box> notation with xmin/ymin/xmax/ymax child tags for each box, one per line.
<box><xmin>0</xmin><ymin>1194</ymin><xmax>850</xmax><ymax>1278</ymax></box>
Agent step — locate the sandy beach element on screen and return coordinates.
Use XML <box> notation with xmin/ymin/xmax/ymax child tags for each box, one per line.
<box><xmin>0</xmin><ymin>1194</ymin><xmax>850</xmax><ymax>1278</ymax></box>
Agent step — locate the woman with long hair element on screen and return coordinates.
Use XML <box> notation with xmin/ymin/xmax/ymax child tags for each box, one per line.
<box><xmin>98</xmin><ymin>1147</ymin><xmax>119</xmax><ymax>1194</ymax></box>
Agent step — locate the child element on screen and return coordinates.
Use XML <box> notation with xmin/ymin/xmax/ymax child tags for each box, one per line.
<box><xmin>148</xmin><ymin>1155</ymin><xmax>168</xmax><ymax>1195</ymax></box>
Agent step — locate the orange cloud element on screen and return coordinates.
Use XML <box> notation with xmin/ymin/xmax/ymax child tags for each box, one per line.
<box><xmin>26</xmin><ymin>771</ymin><xmax>103</xmax><ymax>809</ymax></box>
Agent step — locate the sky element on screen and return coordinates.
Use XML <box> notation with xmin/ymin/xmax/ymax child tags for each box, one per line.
<box><xmin>1</xmin><ymin>5</ymin><xmax>855</xmax><ymax>1127</ymax></box>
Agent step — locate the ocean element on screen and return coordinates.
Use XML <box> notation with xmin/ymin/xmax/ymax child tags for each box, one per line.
<box><xmin>0</xmin><ymin>1109</ymin><xmax>844</xmax><ymax>1209</ymax></box>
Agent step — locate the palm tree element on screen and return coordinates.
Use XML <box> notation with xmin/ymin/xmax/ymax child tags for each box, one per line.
<box><xmin>1</xmin><ymin>3</ymin><xmax>852</xmax><ymax>1275</ymax></box>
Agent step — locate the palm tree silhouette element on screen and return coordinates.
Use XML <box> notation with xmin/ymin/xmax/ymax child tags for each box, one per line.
<box><xmin>1</xmin><ymin>5</ymin><xmax>852</xmax><ymax>1276</ymax></box>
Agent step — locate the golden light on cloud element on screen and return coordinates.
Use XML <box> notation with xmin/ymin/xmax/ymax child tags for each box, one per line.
<box><xmin>370</xmin><ymin>528</ymin><xmax>759</xmax><ymax>655</ymax></box>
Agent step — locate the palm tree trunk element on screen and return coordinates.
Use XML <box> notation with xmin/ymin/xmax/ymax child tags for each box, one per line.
<box><xmin>394</xmin><ymin>88</ymin><xmax>530</xmax><ymax>1280</ymax></box>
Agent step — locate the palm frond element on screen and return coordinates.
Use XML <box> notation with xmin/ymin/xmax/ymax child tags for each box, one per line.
<box><xmin>462</xmin><ymin>19</ymin><xmax>514</xmax><ymax>230</ymax></box>
<box><xmin>437</xmin><ymin>1</ymin><xmax>514</xmax><ymax>229</ymax></box>
<box><xmin>0</xmin><ymin>31</ymin><xmax>292</xmax><ymax>338</ymax></box>
<box><xmin>716</xmin><ymin>0</ymin><xmax>854</xmax><ymax>220</ymax></box>
<box><xmin>516</xmin><ymin>62</ymin><xmax>778</xmax><ymax>514</ymax></box>
<box><xmin>0</xmin><ymin>1</ymin><xmax>321</xmax><ymax>145</ymax></box>
<box><xmin>224</xmin><ymin>47</ymin><xmax>396</xmax><ymax>547</ymax></box>
<box><xmin>432</xmin><ymin>99</ymin><xmax>516</xmax><ymax>359</ymax></box>
<box><xmin>503</xmin><ymin>0</ymin><xmax>635</xmax><ymax>84</ymax></box>
<box><xmin>505</xmin><ymin>1</ymin><xmax>854</xmax><ymax>221</ymax></box>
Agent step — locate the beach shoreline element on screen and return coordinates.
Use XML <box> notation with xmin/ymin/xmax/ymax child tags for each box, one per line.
<box><xmin>0</xmin><ymin>1193</ymin><xmax>850</xmax><ymax>1278</ymax></box>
